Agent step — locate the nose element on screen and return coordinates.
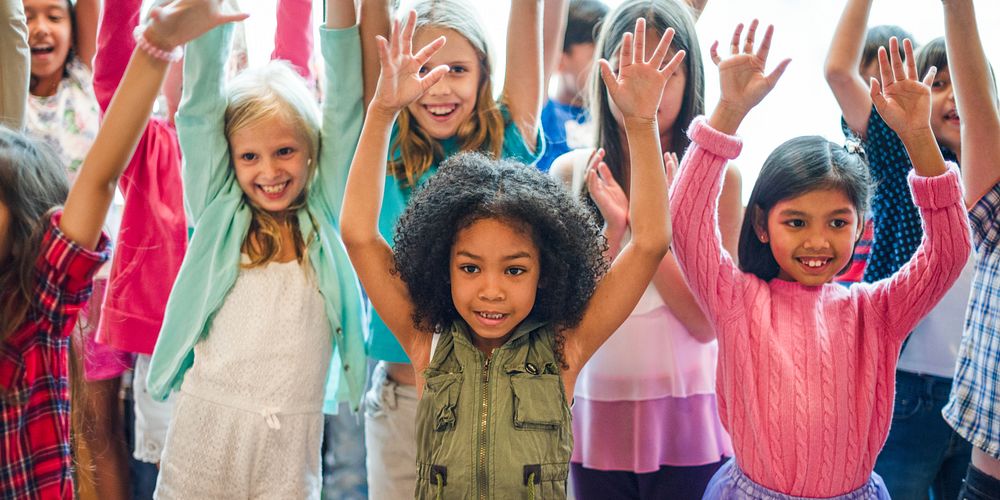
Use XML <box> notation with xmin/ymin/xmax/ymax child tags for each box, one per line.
<box><xmin>477</xmin><ymin>273</ymin><xmax>505</xmax><ymax>302</ymax></box>
<box><xmin>426</xmin><ymin>76</ymin><xmax>451</xmax><ymax>97</ymax></box>
<box><xmin>802</xmin><ymin>230</ymin><xmax>831</xmax><ymax>251</ymax></box>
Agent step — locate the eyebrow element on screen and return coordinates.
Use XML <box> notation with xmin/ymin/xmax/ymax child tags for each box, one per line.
<box><xmin>777</xmin><ymin>208</ymin><xmax>856</xmax><ymax>218</ymax></box>
<box><xmin>456</xmin><ymin>250</ymin><xmax>533</xmax><ymax>261</ymax></box>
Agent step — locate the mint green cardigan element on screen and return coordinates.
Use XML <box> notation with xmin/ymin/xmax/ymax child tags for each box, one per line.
<box><xmin>146</xmin><ymin>25</ymin><xmax>367</xmax><ymax>413</ymax></box>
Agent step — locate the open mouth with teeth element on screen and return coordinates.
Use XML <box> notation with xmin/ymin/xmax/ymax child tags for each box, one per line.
<box><xmin>257</xmin><ymin>180</ymin><xmax>290</xmax><ymax>198</ymax></box>
<box><xmin>796</xmin><ymin>257</ymin><xmax>833</xmax><ymax>270</ymax></box>
<box><xmin>423</xmin><ymin>103</ymin><xmax>459</xmax><ymax>120</ymax></box>
<box><xmin>30</xmin><ymin>45</ymin><xmax>55</xmax><ymax>55</ymax></box>
<box><xmin>944</xmin><ymin>109</ymin><xmax>960</xmax><ymax>125</ymax></box>
<box><xmin>475</xmin><ymin>311</ymin><xmax>508</xmax><ymax>326</ymax></box>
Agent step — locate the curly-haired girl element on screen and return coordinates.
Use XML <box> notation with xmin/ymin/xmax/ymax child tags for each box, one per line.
<box><xmin>342</xmin><ymin>13</ymin><xmax>678</xmax><ymax>498</ymax></box>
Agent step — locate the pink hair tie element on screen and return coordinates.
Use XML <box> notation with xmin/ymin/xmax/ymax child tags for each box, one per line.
<box><xmin>133</xmin><ymin>25</ymin><xmax>183</xmax><ymax>63</ymax></box>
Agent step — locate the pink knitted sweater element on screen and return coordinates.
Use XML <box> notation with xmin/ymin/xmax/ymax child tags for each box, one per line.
<box><xmin>670</xmin><ymin>117</ymin><xmax>971</xmax><ymax>497</ymax></box>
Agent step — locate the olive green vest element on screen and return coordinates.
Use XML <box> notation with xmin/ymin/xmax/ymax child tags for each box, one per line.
<box><xmin>415</xmin><ymin>319</ymin><xmax>573</xmax><ymax>500</ymax></box>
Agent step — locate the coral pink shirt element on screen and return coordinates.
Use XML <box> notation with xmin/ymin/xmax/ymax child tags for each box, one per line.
<box><xmin>670</xmin><ymin>117</ymin><xmax>971</xmax><ymax>496</ymax></box>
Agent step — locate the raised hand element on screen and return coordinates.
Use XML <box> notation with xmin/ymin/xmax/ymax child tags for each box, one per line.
<box><xmin>870</xmin><ymin>37</ymin><xmax>934</xmax><ymax>138</ymax></box>
<box><xmin>585</xmin><ymin>148</ymin><xmax>629</xmax><ymax>232</ymax></box>
<box><xmin>143</xmin><ymin>0</ymin><xmax>249</xmax><ymax>51</ymax></box>
<box><xmin>598</xmin><ymin>18</ymin><xmax>686</xmax><ymax>122</ymax></box>
<box><xmin>664</xmin><ymin>151</ymin><xmax>679</xmax><ymax>188</ymax></box>
<box><xmin>710</xmin><ymin>20</ymin><xmax>790</xmax><ymax>118</ymax></box>
<box><xmin>370</xmin><ymin>10</ymin><xmax>449</xmax><ymax>115</ymax></box>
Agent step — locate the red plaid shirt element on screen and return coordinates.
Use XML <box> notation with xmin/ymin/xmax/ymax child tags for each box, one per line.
<box><xmin>0</xmin><ymin>213</ymin><xmax>109</xmax><ymax>500</ymax></box>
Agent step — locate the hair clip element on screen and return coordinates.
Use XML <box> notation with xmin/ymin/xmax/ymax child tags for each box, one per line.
<box><xmin>844</xmin><ymin>140</ymin><xmax>865</xmax><ymax>156</ymax></box>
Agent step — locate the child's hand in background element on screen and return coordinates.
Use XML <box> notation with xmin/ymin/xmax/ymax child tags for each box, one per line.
<box><xmin>370</xmin><ymin>10</ymin><xmax>449</xmax><ymax>117</ymax></box>
<box><xmin>870</xmin><ymin>37</ymin><xmax>935</xmax><ymax>140</ymax></box>
<box><xmin>710</xmin><ymin>20</ymin><xmax>789</xmax><ymax>120</ymax></box>
<box><xmin>598</xmin><ymin>18</ymin><xmax>685</xmax><ymax>124</ymax></box>
<box><xmin>144</xmin><ymin>0</ymin><xmax>248</xmax><ymax>52</ymax></box>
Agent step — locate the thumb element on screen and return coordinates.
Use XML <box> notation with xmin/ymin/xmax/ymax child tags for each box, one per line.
<box><xmin>217</xmin><ymin>11</ymin><xmax>250</xmax><ymax>25</ymax></box>
<box><xmin>420</xmin><ymin>65</ymin><xmax>449</xmax><ymax>91</ymax></box>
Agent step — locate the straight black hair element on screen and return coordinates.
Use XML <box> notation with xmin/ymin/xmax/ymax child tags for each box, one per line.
<box><xmin>738</xmin><ymin>136</ymin><xmax>871</xmax><ymax>281</ymax></box>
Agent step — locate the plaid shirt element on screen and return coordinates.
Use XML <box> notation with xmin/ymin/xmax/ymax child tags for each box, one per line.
<box><xmin>945</xmin><ymin>180</ymin><xmax>1000</xmax><ymax>459</ymax></box>
<box><xmin>0</xmin><ymin>213</ymin><xmax>109</xmax><ymax>499</ymax></box>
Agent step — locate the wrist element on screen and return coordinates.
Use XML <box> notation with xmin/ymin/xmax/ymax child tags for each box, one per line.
<box><xmin>897</xmin><ymin>126</ymin><xmax>935</xmax><ymax>148</ymax></box>
<box><xmin>622</xmin><ymin>116</ymin><xmax>658</xmax><ymax>132</ymax></box>
<box><xmin>367</xmin><ymin>101</ymin><xmax>400</xmax><ymax>123</ymax></box>
<box><xmin>134</xmin><ymin>25</ymin><xmax>182</xmax><ymax>63</ymax></box>
<box><xmin>709</xmin><ymin>101</ymin><xmax>747</xmax><ymax>135</ymax></box>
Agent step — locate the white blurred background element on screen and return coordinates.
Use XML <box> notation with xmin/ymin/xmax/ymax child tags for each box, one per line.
<box><xmin>231</xmin><ymin>0</ymin><xmax>999</xmax><ymax>200</ymax></box>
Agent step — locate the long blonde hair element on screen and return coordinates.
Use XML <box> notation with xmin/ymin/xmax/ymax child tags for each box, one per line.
<box><xmin>225</xmin><ymin>61</ymin><xmax>320</xmax><ymax>268</ymax></box>
<box><xmin>389</xmin><ymin>0</ymin><xmax>506</xmax><ymax>187</ymax></box>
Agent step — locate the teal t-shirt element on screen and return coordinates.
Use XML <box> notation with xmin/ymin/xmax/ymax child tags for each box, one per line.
<box><xmin>367</xmin><ymin>105</ymin><xmax>543</xmax><ymax>362</ymax></box>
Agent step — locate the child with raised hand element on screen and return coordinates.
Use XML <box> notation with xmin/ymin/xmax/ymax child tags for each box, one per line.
<box><xmin>357</xmin><ymin>0</ymin><xmax>546</xmax><ymax>496</ymax></box>
<box><xmin>342</xmin><ymin>13</ymin><xmax>678</xmax><ymax>498</ymax></box>
<box><xmin>549</xmin><ymin>1</ymin><xmax>737</xmax><ymax>497</ymax></box>
<box><xmin>938</xmin><ymin>1</ymin><xmax>1000</xmax><ymax>498</ymax></box>
<box><xmin>147</xmin><ymin>0</ymin><xmax>366</xmax><ymax>497</ymax></box>
<box><xmin>825</xmin><ymin>3</ymin><xmax>975</xmax><ymax>497</ymax></box>
<box><xmin>671</xmin><ymin>21</ymin><xmax>971</xmax><ymax>498</ymax></box>
<box><xmin>0</xmin><ymin>1</ymin><xmax>240</xmax><ymax>497</ymax></box>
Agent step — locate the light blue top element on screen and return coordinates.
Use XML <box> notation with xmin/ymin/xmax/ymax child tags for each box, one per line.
<box><xmin>147</xmin><ymin>25</ymin><xmax>367</xmax><ymax>413</ymax></box>
<box><xmin>368</xmin><ymin>107</ymin><xmax>543</xmax><ymax>362</ymax></box>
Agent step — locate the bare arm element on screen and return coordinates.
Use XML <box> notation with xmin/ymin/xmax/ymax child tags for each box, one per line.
<box><xmin>359</xmin><ymin>0</ymin><xmax>391</xmax><ymax>110</ymax></box>
<box><xmin>824</xmin><ymin>0</ymin><xmax>873</xmax><ymax>135</ymax></box>
<box><xmin>0</xmin><ymin>0</ymin><xmax>28</xmax><ymax>129</ymax></box>
<box><xmin>942</xmin><ymin>0</ymin><xmax>1000</xmax><ymax>206</ymax></box>
<box><xmin>502</xmin><ymin>0</ymin><xmax>544</xmax><ymax>150</ymax></box>
<box><xmin>74</xmin><ymin>0</ymin><xmax>100</xmax><ymax>70</ymax></box>
<box><xmin>341</xmin><ymin>13</ymin><xmax>448</xmax><ymax>363</ymax></box>
<box><xmin>563</xmin><ymin>21</ymin><xmax>677</xmax><ymax>370</ymax></box>
<box><xmin>541</xmin><ymin>0</ymin><xmax>568</xmax><ymax>99</ymax></box>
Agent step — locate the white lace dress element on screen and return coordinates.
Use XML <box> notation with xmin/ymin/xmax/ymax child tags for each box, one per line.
<box><xmin>155</xmin><ymin>257</ymin><xmax>332</xmax><ymax>499</ymax></box>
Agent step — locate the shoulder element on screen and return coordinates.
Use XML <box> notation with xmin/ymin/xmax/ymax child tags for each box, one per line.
<box><xmin>549</xmin><ymin>148</ymin><xmax>593</xmax><ymax>192</ymax></box>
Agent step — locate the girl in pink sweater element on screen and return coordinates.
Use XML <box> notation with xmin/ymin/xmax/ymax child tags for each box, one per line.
<box><xmin>670</xmin><ymin>22</ymin><xmax>971</xmax><ymax>499</ymax></box>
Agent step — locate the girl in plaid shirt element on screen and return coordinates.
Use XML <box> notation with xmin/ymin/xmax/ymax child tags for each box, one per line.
<box><xmin>0</xmin><ymin>1</ymin><xmax>247</xmax><ymax>497</ymax></box>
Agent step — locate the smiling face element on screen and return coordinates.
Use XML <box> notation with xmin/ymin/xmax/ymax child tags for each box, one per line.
<box><xmin>607</xmin><ymin>29</ymin><xmax>686</xmax><ymax>148</ymax></box>
<box><xmin>450</xmin><ymin>217</ymin><xmax>540</xmax><ymax>353</ymax></box>
<box><xmin>929</xmin><ymin>66</ymin><xmax>961</xmax><ymax>153</ymax></box>
<box><xmin>24</xmin><ymin>0</ymin><xmax>72</xmax><ymax>97</ymax></box>
<box><xmin>408</xmin><ymin>26</ymin><xmax>483</xmax><ymax>140</ymax></box>
<box><xmin>758</xmin><ymin>188</ymin><xmax>863</xmax><ymax>286</ymax></box>
<box><xmin>229</xmin><ymin>114</ymin><xmax>312</xmax><ymax>214</ymax></box>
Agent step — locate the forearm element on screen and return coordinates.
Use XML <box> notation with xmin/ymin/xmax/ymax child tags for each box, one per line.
<box><xmin>899</xmin><ymin>128</ymin><xmax>948</xmax><ymax>178</ymax></box>
<box><xmin>359</xmin><ymin>0</ymin><xmax>391</xmax><ymax>110</ymax></box>
<box><xmin>622</xmin><ymin>116</ymin><xmax>670</xmax><ymax>253</ymax></box>
<box><xmin>0</xmin><ymin>0</ymin><xmax>28</xmax><ymax>130</ymax></box>
<box><xmin>61</xmin><ymin>50</ymin><xmax>169</xmax><ymax>250</ymax></box>
<box><xmin>824</xmin><ymin>0</ymin><xmax>870</xmax><ymax>81</ymax></box>
<box><xmin>503</xmin><ymin>0</ymin><xmax>544</xmax><ymax>142</ymax></box>
<box><xmin>74</xmin><ymin>0</ymin><xmax>100</xmax><ymax>69</ymax></box>
<box><xmin>341</xmin><ymin>107</ymin><xmax>396</xmax><ymax>246</ymax></box>
<box><xmin>652</xmin><ymin>253</ymin><xmax>715</xmax><ymax>342</ymax></box>
<box><xmin>541</xmin><ymin>0</ymin><xmax>568</xmax><ymax>93</ymax></box>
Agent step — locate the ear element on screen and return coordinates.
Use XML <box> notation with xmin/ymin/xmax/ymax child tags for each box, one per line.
<box><xmin>751</xmin><ymin>205</ymin><xmax>769</xmax><ymax>243</ymax></box>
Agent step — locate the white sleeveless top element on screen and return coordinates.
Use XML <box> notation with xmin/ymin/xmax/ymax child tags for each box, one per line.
<box><xmin>183</xmin><ymin>257</ymin><xmax>332</xmax><ymax>412</ymax></box>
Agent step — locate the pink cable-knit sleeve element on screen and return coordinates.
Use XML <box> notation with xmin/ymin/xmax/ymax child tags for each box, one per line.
<box><xmin>272</xmin><ymin>0</ymin><xmax>313</xmax><ymax>80</ymax></box>
<box><xmin>92</xmin><ymin>0</ymin><xmax>141</xmax><ymax>112</ymax></box>
<box><xmin>862</xmin><ymin>164</ymin><xmax>971</xmax><ymax>340</ymax></box>
<box><xmin>670</xmin><ymin>116</ymin><xmax>748</xmax><ymax>325</ymax></box>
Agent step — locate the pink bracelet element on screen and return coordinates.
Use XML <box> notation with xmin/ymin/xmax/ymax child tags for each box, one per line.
<box><xmin>133</xmin><ymin>25</ymin><xmax>183</xmax><ymax>63</ymax></box>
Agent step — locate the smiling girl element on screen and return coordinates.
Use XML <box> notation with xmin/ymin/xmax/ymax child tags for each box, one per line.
<box><xmin>671</xmin><ymin>22</ymin><xmax>971</xmax><ymax>498</ymax></box>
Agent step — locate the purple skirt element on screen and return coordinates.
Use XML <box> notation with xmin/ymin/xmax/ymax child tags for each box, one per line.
<box><xmin>703</xmin><ymin>459</ymin><xmax>891</xmax><ymax>500</ymax></box>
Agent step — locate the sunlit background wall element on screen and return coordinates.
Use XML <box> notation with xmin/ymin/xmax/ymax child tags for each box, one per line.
<box><xmin>233</xmin><ymin>0</ymin><xmax>999</xmax><ymax>201</ymax></box>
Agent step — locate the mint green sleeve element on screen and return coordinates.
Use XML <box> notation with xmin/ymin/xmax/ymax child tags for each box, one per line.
<box><xmin>0</xmin><ymin>0</ymin><xmax>28</xmax><ymax>130</ymax></box>
<box><xmin>315</xmin><ymin>25</ymin><xmax>363</xmax><ymax>224</ymax></box>
<box><xmin>176</xmin><ymin>25</ymin><xmax>236</xmax><ymax>224</ymax></box>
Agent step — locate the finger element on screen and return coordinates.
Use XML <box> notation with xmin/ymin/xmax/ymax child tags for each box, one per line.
<box><xmin>756</xmin><ymin>24</ymin><xmax>774</xmax><ymax>65</ymax></box>
<box><xmin>922</xmin><ymin>65</ymin><xmax>938</xmax><ymax>87</ymax></box>
<box><xmin>710</xmin><ymin>40</ymin><xmax>722</xmax><ymax>66</ymax></box>
<box><xmin>869</xmin><ymin>77</ymin><xmax>887</xmax><ymax>111</ymax></box>
<box><xmin>597</xmin><ymin>161</ymin><xmax>620</xmax><ymax>189</ymax></box>
<box><xmin>375</xmin><ymin>35</ymin><xmax>391</xmax><ymax>66</ymax></box>
<box><xmin>598</xmin><ymin>59</ymin><xmax>618</xmax><ymax>94</ymax></box>
<box><xmin>420</xmin><ymin>64</ymin><xmax>450</xmax><ymax>91</ymax></box>
<box><xmin>903</xmin><ymin>38</ymin><xmax>917</xmax><ymax>81</ymax></box>
<box><xmin>413</xmin><ymin>35</ymin><xmax>446</xmax><ymax>66</ymax></box>
<box><xmin>743</xmin><ymin>19</ymin><xmax>759</xmax><ymax>54</ymax></box>
<box><xmin>660</xmin><ymin>49</ymin><xmax>686</xmax><ymax>78</ymax></box>
<box><xmin>730</xmin><ymin>23</ymin><xmax>744</xmax><ymax>55</ymax></box>
<box><xmin>877</xmin><ymin>46</ymin><xmax>893</xmax><ymax>88</ymax></box>
<box><xmin>651</xmin><ymin>27</ymin><xmax>675</xmax><ymax>70</ymax></box>
<box><xmin>390</xmin><ymin>19</ymin><xmax>401</xmax><ymax>58</ymax></box>
<box><xmin>634</xmin><ymin>18</ymin><xmax>646</xmax><ymax>65</ymax></box>
<box><xmin>587</xmin><ymin>148</ymin><xmax>606</xmax><ymax>171</ymax></box>
<box><xmin>765</xmin><ymin>58</ymin><xmax>791</xmax><ymax>87</ymax></box>
<box><xmin>889</xmin><ymin>37</ymin><xmax>906</xmax><ymax>83</ymax></box>
<box><xmin>620</xmin><ymin>31</ymin><xmax>633</xmax><ymax>68</ymax></box>
<box><xmin>401</xmin><ymin>10</ymin><xmax>417</xmax><ymax>56</ymax></box>
<box><xmin>218</xmin><ymin>12</ymin><xmax>250</xmax><ymax>24</ymax></box>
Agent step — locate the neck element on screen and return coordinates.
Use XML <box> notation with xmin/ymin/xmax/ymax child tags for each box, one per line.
<box><xmin>553</xmin><ymin>81</ymin><xmax>584</xmax><ymax>108</ymax></box>
<box><xmin>30</xmin><ymin>71</ymin><xmax>64</xmax><ymax>98</ymax></box>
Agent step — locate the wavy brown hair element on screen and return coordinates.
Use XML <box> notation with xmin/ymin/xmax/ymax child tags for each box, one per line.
<box><xmin>0</xmin><ymin>127</ymin><xmax>69</xmax><ymax>341</ymax></box>
<box><xmin>388</xmin><ymin>0</ymin><xmax>506</xmax><ymax>187</ymax></box>
<box><xmin>224</xmin><ymin>61</ymin><xmax>320</xmax><ymax>268</ymax></box>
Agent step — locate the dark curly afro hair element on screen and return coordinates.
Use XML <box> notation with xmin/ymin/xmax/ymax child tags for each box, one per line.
<box><xmin>393</xmin><ymin>151</ymin><xmax>609</xmax><ymax>354</ymax></box>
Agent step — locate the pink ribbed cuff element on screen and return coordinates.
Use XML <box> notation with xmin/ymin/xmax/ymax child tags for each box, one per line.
<box><xmin>686</xmin><ymin>116</ymin><xmax>744</xmax><ymax>160</ymax></box>
<box><xmin>908</xmin><ymin>162</ymin><xmax>964</xmax><ymax>210</ymax></box>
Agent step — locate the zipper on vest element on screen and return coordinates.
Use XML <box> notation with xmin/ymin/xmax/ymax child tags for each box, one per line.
<box><xmin>478</xmin><ymin>350</ymin><xmax>493</xmax><ymax>500</ymax></box>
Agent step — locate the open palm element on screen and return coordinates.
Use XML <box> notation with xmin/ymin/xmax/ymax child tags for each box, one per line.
<box><xmin>870</xmin><ymin>37</ymin><xmax>934</xmax><ymax>137</ymax></box>
<box><xmin>371</xmin><ymin>11</ymin><xmax>449</xmax><ymax>114</ymax></box>
<box><xmin>599</xmin><ymin>19</ymin><xmax>686</xmax><ymax>121</ymax></box>
<box><xmin>711</xmin><ymin>20</ymin><xmax>790</xmax><ymax>115</ymax></box>
<box><xmin>145</xmin><ymin>0</ymin><xmax>249</xmax><ymax>50</ymax></box>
